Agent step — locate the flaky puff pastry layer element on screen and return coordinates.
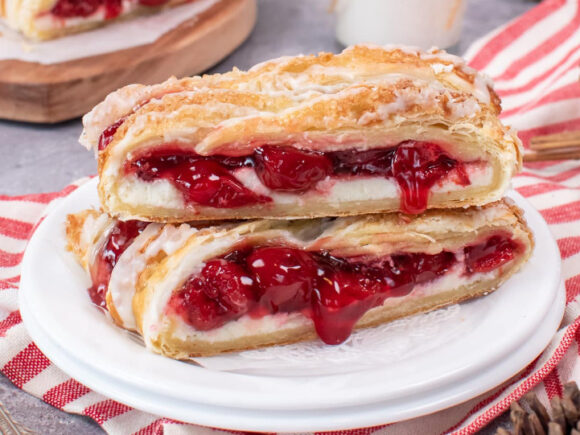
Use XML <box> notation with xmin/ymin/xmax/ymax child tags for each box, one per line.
<box><xmin>83</xmin><ymin>45</ymin><xmax>522</xmax><ymax>221</ymax></box>
<box><xmin>1</xmin><ymin>0</ymin><xmax>189</xmax><ymax>40</ymax></box>
<box><xmin>66</xmin><ymin>200</ymin><xmax>533</xmax><ymax>359</ymax></box>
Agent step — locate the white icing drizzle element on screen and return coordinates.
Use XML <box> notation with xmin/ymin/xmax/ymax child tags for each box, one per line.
<box><xmin>81</xmin><ymin>45</ymin><xmax>497</xmax><ymax>152</ymax></box>
<box><xmin>108</xmin><ymin>223</ymin><xmax>198</xmax><ymax>330</ymax></box>
<box><xmin>431</xmin><ymin>63</ymin><xmax>455</xmax><ymax>74</ymax></box>
<box><xmin>84</xmin><ymin>214</ymin><xmax>115</xmax><ymax>270</ymax></box>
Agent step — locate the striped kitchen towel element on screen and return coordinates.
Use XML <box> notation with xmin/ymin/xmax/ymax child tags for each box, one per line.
<box><xmin>1</xmin><ymin>0</ymin><xmax>580</xmax><ymax>433</ymax></box>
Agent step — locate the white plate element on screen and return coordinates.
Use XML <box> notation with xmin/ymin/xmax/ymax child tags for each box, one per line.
<box><xmin>21</xmin><ymin>281</ymin><xmax>565</xmax><ymax>432</ymax></box>
<box><xmin>19</xmin><ymin>179</ymin><xmax>564</xmax><ymax>431</ymax></box>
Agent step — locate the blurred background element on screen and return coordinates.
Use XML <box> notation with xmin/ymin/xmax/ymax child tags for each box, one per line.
<box><xmin>0</xmin><ymin>0</ymin><xmax>541</xmax><ymax>433</ymax></box>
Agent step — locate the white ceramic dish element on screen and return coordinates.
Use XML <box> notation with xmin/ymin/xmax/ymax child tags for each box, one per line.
<box><xmin>20</xmin><ymin>179</ymin><xmax>564</xmax><ymax>431</ymax></box>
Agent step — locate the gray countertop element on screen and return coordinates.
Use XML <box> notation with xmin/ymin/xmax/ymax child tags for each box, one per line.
<box><xmin>0</xmin><ymin>0</ymin><xmax>535</xmax><ymax>433</ymax></box>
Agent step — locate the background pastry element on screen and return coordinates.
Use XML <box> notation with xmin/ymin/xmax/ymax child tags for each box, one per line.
<box><xmin>1</xmin><ymin>0</ymin><xmax>193</xmax><ymax>40</ymax></box>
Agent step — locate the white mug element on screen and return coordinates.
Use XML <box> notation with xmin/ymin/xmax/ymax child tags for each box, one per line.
<box><xmin>334</xmin><ymin>0</ymin><xmax>467</xmax><ymax>49</ymax></box>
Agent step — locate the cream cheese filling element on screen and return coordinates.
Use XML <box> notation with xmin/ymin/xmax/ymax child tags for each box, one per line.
<box><xmin>117</xmin><ymin>162</ymin><xmax>492</xmax><ymax>211</ymax></box>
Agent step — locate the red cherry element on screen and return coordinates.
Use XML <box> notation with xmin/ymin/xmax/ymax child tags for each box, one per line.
<box><xmin>126</xmin><ymin>141</ymin><xmax>471</xmax><ymax>212</ymax></box>
<box><xmin>169</xmin><ymin>259</ymin><xmax>254</xmax><ymax>330</ymax></box>
<box><xmin>388</xmin><ymin>251</ymin><xmax>455</xmax><ymax>289</ymax></box>
<box><xmin>125</xmin><ymin>149</ymin><xmax>267</xmax><ymax>208</ymax></box>
<box><xmin>88</xmin><ymin>220</ymin><xmax>147</xmax><ymax>309</ymax></box>
<box><xmin>254</xmin><ymin>146</ymin><xmax>332</xmax><ymax>192</ymax></box>
<box><xmin>330</xmin><ymin>148</ymin><xmax>395</xmax><ymax>176</ymax></box>
<box><xmin>315</xmin><ymin>270</ymin><xmax>375</xmax><ymax>307</ymax></box>
<box><xmin>167</xmin><ymin>235</ymin><xmax>516</xmax><ymax>343</ymax></box>
<box><xmin>51</xmin><ymin>0</ymin><xmax>102</xmax><ymax>18</ymax></box>
<box><xmin>173</xmin><ymin>160</ymin><xmax>271</xmax><ymax>208</ymax></box>
<box><xmin>170</xmin><ymin>278</ymin><xmax>228</xmax><ymax>331</ymax></box>
<box><xmin>98</xmin><ymin>118</ymin><xmax>125</xmax><ymax>151</ymax></box>
<box><xmin>201</xmin><ymin>260</ymin><xmax>255</xmax><ymax>314</ymax></box>
<box><xmin>247</xmin><ymin>247</ymin><xmax>317</xmax><ymax>313</ymax></box>
<box><xmin>465</xmin><ymin>235</ymin><xmax>518</xmax><ymax>274</ymax></box>
<box><xmin>413</xmin><ymin>251</ymin><xmax>456</xmax><ymax>283</ymax></box>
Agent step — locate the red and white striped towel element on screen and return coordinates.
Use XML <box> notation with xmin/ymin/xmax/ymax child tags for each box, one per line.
<box><xmin>2</xmin><ymin>0</ymin><xmax>580</xmax><ymax>433</ymax></box>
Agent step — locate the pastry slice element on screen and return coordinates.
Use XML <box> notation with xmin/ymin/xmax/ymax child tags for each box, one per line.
<box><xmin>1</xmin><ymin>0</ymin><xmax>193</xmax><ymax>40</ymax></box>
<box><xmin>66</xmin><ymin>200</ymin><xmax>533</xmax><ymax>358</ymax></box>
<box><xmin>83</xmin><ymin>45</ymin><xmax>522</xmax><ymax>222</ymax></box>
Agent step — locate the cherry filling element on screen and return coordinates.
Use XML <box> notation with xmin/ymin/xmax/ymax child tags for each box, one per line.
<box><xmin>126</xmin><ymin>150</ymin><xmax>271</xmax><ymax>208</ymax></box>
<box><xmin>98</xmin><ymin>118</ymin><xmax>125</xmax><ymax>151</ymax></box>
<box><xmin>88</xmin><ymin>220</ymin><xmax>147</xmax><ymax>308</ymax></box>
<box><xmin>50</xmin><ymin>0</ymin><xmax>168</xmax><ymax>19</ymax></box>
<box><xmin>123</xmin><ymin>141</ymin><xmax>471</xmax><ymax>213</ymax></box>
<box><xmin>167</xmin><ymin>234</ymin><xmax>520</xmax><ymax>345</ymax></box>
<box><xmin>465</xmin><ymin>235</ymin><xmax>518</xmax><ymax>274</ymax></box>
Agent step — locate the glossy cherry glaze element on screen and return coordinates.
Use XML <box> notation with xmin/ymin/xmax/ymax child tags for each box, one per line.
<box><xmin>88</xmin><ymin>220</ymin><xmax>147</xmax><ymax>308</ymax></box>
<box><xmin>254</xmin><ymin>146</ymin><xmax>333</xmax><ymax>193</ymax></box>
<box><xmin>124</xmin><ymin>141</ymin><xmax>471</xmax><ymax>213</ymax></box>
<box><xmin>465</xmin><ymin>234</ymin><xmax>518</xmax><ymax>274</ymax></box>
<box><xmin>98</xmin><ymin>118</ymin><xmax>125</xmax><ymax>151</ymax></box>
<box><xmin>50</xmin><ymin>0</ymin><xmax>167</xmax><ymax>19</ymax></box>
<box><xmin>126</xmin><ymin>149</ymin><xmax>270</xmax><ymax>208</ymax></box>
<box><xmin>51</xmin><ymin>0</ymin><xmax>101</xmax><ymax>17</ymax></box>
<box><xmin>167</xmin><ymin>234</ymin><xmax>519</xmax><ymax>345</ymax></box>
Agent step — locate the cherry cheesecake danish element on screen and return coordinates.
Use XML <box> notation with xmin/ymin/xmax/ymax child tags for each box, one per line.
<box><xmin>80</xmin><ymin>45</ymin><xmax>522</xmax><ymax>222</ymax></box>
<box><xmin>66</xmin><ymin>200</ymin><xmax>532</xmax><ymax>358</ymax></box>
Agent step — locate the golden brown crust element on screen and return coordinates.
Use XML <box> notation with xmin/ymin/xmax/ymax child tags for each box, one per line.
<box><xmin>65</xmin><ymin>212</ymin><xmax>88</xmax><ymax>261</ymax></box>
<box><xmin>65</xmin><ymin>209</ymin><xmax>110</xmax><ymax>270</ymax></box>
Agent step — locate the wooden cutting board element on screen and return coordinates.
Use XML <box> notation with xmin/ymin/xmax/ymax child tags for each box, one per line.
<box><xmin>0</xmin><ymin>0</ymin><xmax>256</xmax><ymax>123</ymax></box>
